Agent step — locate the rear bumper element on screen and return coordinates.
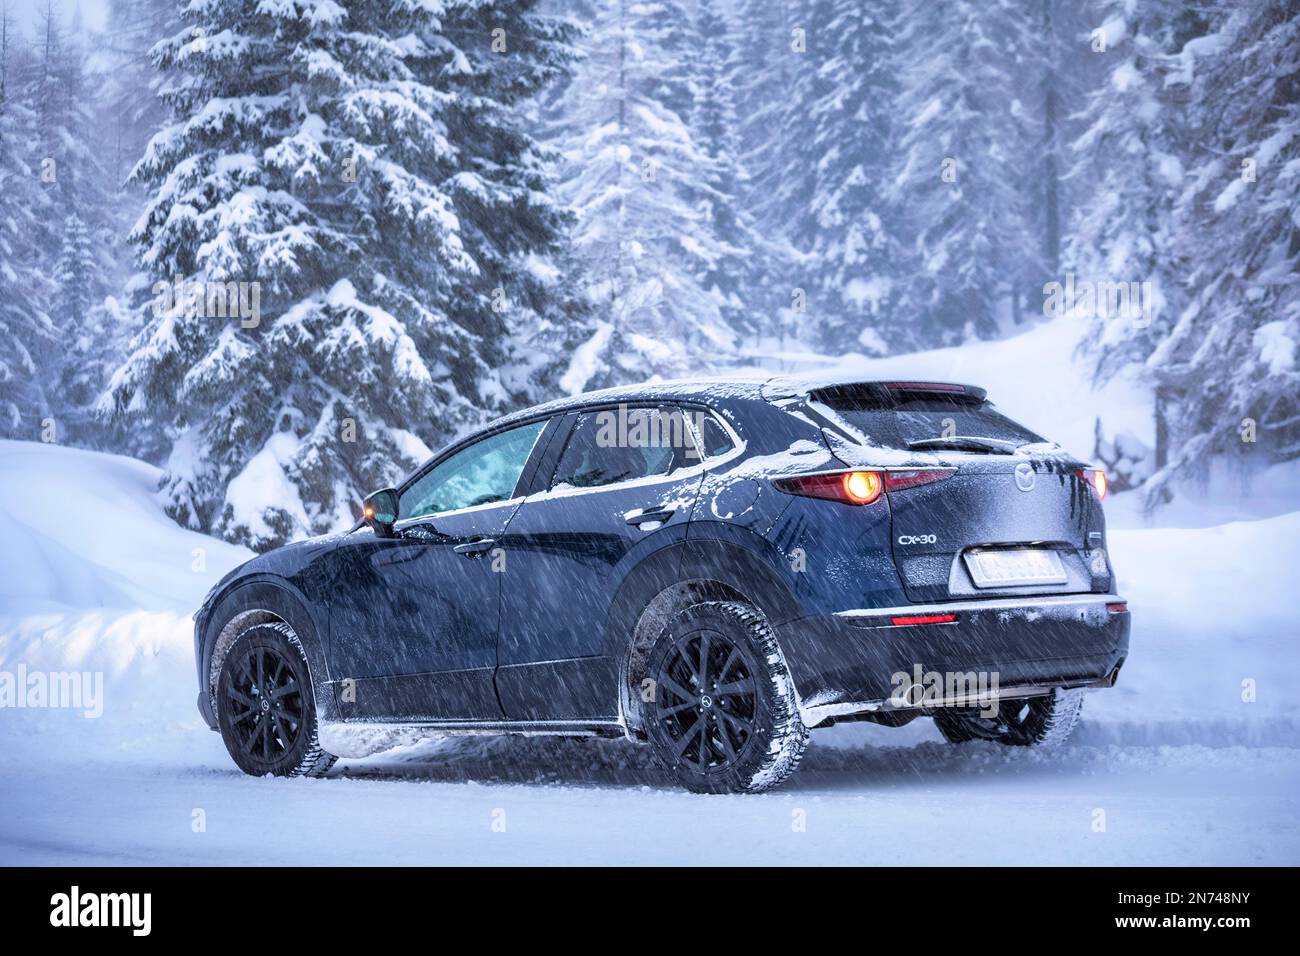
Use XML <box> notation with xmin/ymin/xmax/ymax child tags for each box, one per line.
<box><xmin>777</xmin><ymin>594</ymin><xmax>1130</xmax><ymax>727</ymax></box>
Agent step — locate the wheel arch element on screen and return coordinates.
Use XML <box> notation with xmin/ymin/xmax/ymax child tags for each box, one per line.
<box><xmin>201</xmin><ymin>579</ymin><xmax>333</xmax><ymax>722</ymax></box>
<box><xmin>607</xmin><ymin>534</ymin><xmax>804</xmax><ymax>734</ymax></box>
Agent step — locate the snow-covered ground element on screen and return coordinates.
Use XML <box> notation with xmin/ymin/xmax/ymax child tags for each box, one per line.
<box><xmin>2</xmin><ymin>322</ymin><xmax>1298</xmax><ymax>865</ymax></box>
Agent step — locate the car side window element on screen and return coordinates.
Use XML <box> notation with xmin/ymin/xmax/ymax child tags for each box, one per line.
<box><xmin>399</xmin><ymin>420</ymin><xmax>547</xmax><ymax>520</ymax></box>
<box><xmin>550</xmin><ymin>406</ymin><xmax>691</xmax><ymax>490</ymax></box>
<box><xmin>697</xmin><ymin>412</ymin><xmax>735</xmax><ymax>458</ymax></box>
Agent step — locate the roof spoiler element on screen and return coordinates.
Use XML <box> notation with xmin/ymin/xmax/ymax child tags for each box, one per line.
<box><xmin>805</xmin><ymin>381</ymin><xmax>988</xmax><ymax>404</ymax></box>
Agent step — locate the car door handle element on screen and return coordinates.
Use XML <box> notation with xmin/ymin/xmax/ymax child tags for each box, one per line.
<box><xmin>453</xmin><ymin>537</ymin><xmax>496</xmax><ymax>557</ymax></box>
<box><xmin>626</xmin><ymin>507</ymin><xmax>675</xmax><ymax>527</ymax></box>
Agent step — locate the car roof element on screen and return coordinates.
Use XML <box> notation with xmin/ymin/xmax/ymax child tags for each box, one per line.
<box><xmin>489</xmin><ymin>376</ymin><xmax>770</xmax><ymax>429</ymax></box>
<box><xmin>487</xmin><ymin>374</ymin><xmax>988</xmax><ymax>431</ymax></box>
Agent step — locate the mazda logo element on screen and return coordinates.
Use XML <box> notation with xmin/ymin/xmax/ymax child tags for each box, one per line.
<box><xmin>1014</xmin><ymin>462</ymin><xmax>1036</xmax><ymax>492</ymax></box>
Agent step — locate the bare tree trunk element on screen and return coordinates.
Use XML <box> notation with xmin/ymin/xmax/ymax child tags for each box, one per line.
<box><xmin>1154</xmin><ymin>384</ymin><xmax>1170</xmax><ymax>471</ymax></box>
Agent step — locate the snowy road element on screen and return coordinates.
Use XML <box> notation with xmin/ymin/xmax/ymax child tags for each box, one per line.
<box><xmin>3</xmin><ymin>727</ymin><xmax>1297</xmax><ymax>866</ymax></box>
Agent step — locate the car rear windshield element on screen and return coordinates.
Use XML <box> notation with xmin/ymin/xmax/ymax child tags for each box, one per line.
<box><xmin>813</xmin><ymin>390</ymin><xmax>1044</xmax><ymax>450</ymax></box>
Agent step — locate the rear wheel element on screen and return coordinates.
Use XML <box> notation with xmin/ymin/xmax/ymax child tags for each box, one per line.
<box><xmin>643</xmin><ymin>601</ymin><xmax>808</xmax><ymax>794</ymax></box>
<box><xmin>216</xmin><ymin>621</ymin><xmax>336</xmax><ymax>777</ymax></box>
<box><xmin>933</xmin><ymin>688</ymin><xmax>1084</xmax><ymax>747</ymax></box>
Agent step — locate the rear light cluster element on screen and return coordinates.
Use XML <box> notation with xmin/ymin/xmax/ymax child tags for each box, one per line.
<box><xmin>1077</xmin><ymin>468</ymin><xmax>1108</xmax><ymax>501</ymax></box>
<box><xmin>773</xmin><ymin>468</ymin><xmax>954</xmax><ymax>505</ymax></box>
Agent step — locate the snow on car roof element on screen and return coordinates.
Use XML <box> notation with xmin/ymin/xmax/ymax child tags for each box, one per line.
<box><xmin>488</xmin><ymin>374</ymin><xmax>989</xmax><ymax>432</ymax></box>
<box><xmin>490</xmin><ymin>376</ymin><xmax>770</xmax><ymax>427</ymax></box>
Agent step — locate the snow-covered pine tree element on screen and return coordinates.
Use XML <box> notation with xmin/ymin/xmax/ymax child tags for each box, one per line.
<box><xmin>52</xmin><ymin>209</ymin><xmax>136</xmax><ymax>447</ymax></box>
<box><xmin>543</xmin><ymin>0</ymin><xmax>741</xmax><ymax>391</ymax></box>
<box><xmin>687</xmin><ymin>0</ymin><xmax>768</xmax><ymax>344</ymax></box>
<box><xmin>429</xmin><ymin>0</ymin><xmax>584</xmax><ymax>407</ymax></box>
<box><xmin>731</xmin><ymin>0</ymin><xmax>805</xmax><ymax>235</ymax></box>
<box><xmin>887</xmin><ymin>0</ymin><xmax>1040</xmax><ymax>345</ymax></box>
<box><xmin>1065</xmin><ymin>0</ymin><xmax>1209</xmax><ymax>480</ymax></box>
<box><xmin>1145</xmin><ymin>0</ymin><xmax>1300</xmax><ymax>497</ymax></box>
<box><xmin>730</xmin><ymin>0</ymin><xmax>906</xmax><ymax>357</ymax></box>
<box><xmin>1022</xmin><ymin>0</ymin><xmax>1099</xmax><ymax>322</ymax></box>
<box><xmin>0</xmin><ymin>3</ymin><xmax>55</xmax><ymax>434</ymax></box>
<box><xmin>14</xmin><ymin>4</ymin><xmax>124</xmax><ymax>446</ymax></box>
<box><xmin>101</xmin><ymin>0</ymin><xmax>579</xmax><ymax>550</ymax></box>
<box><xmin>93</xmin><ymin>0</ymin><xmax>183</xmax><ymax>423</ymax></box>
<box><xmin>804</xmin><ymin>0</ymin><xmax>909</xmax><ymax>355</ymax></box>
<box><xmin>28</xmin><ymin>2</ymin><xmax>112</xmax><ymax>281</ymax></box>
<box><xmin>100</xmin><ymin>0</ymin><xmax>179</xmax><ymax>192</ymax></box>
<box><xmin>0</xmin><ymin>4</ymin><xmax>43</xmax><ymax>434</ymax></box>
<box><xmin>53</xmin><ymin>212</ymin><xmax>93</xmax><ymax>329</ymax></box>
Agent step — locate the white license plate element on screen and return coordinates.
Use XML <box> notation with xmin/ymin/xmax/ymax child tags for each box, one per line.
<box><xmin>964</xmin><ymin>548</ymin><xmax>1067</xmax><ymax>588</ymax></box>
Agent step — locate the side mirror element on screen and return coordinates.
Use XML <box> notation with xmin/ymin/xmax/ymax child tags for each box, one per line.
<box><xmin>362</xmin><ymin>488</ymin><xmax>399</xmax><ymax>537</ymax></box>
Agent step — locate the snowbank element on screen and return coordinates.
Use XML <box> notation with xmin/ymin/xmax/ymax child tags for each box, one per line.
<box><xmin>0</xmin><ymin>440</ymin><xmax>251</xmax><ymax>764</ymax></box>
<box><xmin>0</xmin><ymin>440</ymin><xmax>251</xmax><ymax>615</ymax></box>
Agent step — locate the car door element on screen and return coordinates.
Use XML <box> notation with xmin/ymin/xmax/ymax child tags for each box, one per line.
<box><xmin>326</xmin><ymin>418</ymin><xmax>556</xmax><ymax>722</ymax></box>
<box><xmin>496</xmin><ymin>404</ymin><xmax>706</xmax><ymax>720</ymax></box>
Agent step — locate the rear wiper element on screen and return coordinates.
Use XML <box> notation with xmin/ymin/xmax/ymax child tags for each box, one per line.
<box><xmin>906</xmin><ymin>436</ymin><xmax>1017</xmax><ymax>455</ymax></box>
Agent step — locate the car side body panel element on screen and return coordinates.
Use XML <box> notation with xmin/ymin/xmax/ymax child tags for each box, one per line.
<box><xmin>495</xmin><ymin>409</ymin><xmax>706</xmax><ymax>720</ymax></box>
<box><xmin>326</xmin><ymin>501</ymin><xmax>520</xmax><ymax>722</ymax></box>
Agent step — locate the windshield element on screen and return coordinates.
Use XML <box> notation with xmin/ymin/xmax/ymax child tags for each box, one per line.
<box><xmin>816</xmin><ymin>393</ymin><xmax>1045</xmax><ymax>451</ymax></box>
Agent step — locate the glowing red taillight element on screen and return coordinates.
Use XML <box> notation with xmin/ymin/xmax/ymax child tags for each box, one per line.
<box><xmin>773</xmin><ymin>470</ymin><xmax>882</xmax><ymax>505</ymax></box>
<box><xmin>1106</xmin><ymin>601</ymin><xmax>1127</xmax><ymax>614</ymax></box>
<box><xmin>1077</xmin><ymin>468</ymin><xmax>1107</xmax><ymax>501</ymax></box>
<box><xmin>773</xmin><ymin>468</ymin><xmax>953</xmax><ymax>505</ymax></box>
<box><xmin>890</xmin><ymin>612</ymin><xmax>958</xmax><ymax>626</ymax></box>
<box><xmin>843</xmin><ymin>470</ymin><xmax>883</xmax><ymax>504</ymax></box>
<box><xmin>883</xmin><ymin>468</ymin><xmax>956</xmax><ymax>493</ymax></box>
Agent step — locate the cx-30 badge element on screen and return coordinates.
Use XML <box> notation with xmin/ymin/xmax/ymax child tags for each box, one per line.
<box><xmin>1014</xmin><ymin>462</ymin><xmax>1036</xmax><ymax>492</ymax></box>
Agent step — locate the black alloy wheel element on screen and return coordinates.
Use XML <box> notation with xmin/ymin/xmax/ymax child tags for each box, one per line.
<box><xmin>652</xmin><ymin>629</ymin><xmax>760</xmax><ymax>772</ymax></box>
<box><xmin>216</xmin><ymin>622</ymin><xmax>336</xmax><ymax>777</ymax></box>
<box><xmin>643</xmin><ymin>602</ymin><xmax>808</xmax><ymax>793</ymax></box>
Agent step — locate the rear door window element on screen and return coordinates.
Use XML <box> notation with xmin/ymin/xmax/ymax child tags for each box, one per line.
<box><xmin>697</xmin><ymin>412</ymin><xmax>736</xmax><ymax>458</ymax></box>
<box><xmin>550</xmin><ymin>406</ymin><xmax>695</xmax><ymax>490</ymax></box>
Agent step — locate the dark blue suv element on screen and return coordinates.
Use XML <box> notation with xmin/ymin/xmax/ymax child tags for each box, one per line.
<box><xmin>194</xmin><ymin>378</ymin><xmax>1130</xmax><ymax>792</ymax></box>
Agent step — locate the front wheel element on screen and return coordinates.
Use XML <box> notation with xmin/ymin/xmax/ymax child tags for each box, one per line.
<box><xmin>216</xmin><ymin>621</ymin><xmax>336</xmax><ymax>777</ymax></box>
<box><xmin>643</xmin><ymin>601</ymin><xmax>808</xmax><ymax>794</ymax></box>
<box><xmin>933</xmin><ymin>688</ymin><xmax>1084</xmax><ymax>747</ymax></box>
